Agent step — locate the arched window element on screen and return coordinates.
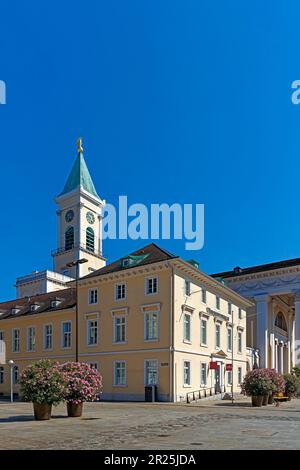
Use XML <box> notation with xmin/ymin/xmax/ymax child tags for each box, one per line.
<box><xmin>65</xmin><ymin>227</ymin><xmax>74</xmax><ymax>251</ymax></box>
<box><xmin>86</xmin><ymin>227</ymin><xmax>95</xmax><ymax>252</ymax></box>
<box><xmin>275</xmin><ymin>312</ymin><xmax>287</xmax><ymax>332</ymax></box>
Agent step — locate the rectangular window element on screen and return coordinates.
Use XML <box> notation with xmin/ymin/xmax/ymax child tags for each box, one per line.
<box><xmin>238</xmin><ymin>331</ymin><xmax>242</xmax><ymax>353</ymax></box>
<box><xmin>114</xmin><ymin>361</ymin><xmax>126</xmax><ymax>386</ymax></box>
<box><xmin>62</xmin><ymin>322</ymin><xmax>72</xmax><ymax>348</ymax></box>
<box><xmin>238</xmin><ymin>308</ymin><xmax>242</xmax><ymax>319</ymax></box>
<box><xmin>145</xmin><ymin>359</ymin><xmax>158</xmax><ymax>385</ymax></box>
<box><xmin>89</xmin><ymin>362</ymin><xmax>98</xmax><ymax>370</ymax></box>
<box><xmin>115</xmin><ymin>283</ymin><xmax>126</xmax><ymax>300</ymax></box>
<box><xmin>0</xmin><ymin>366</ymin><xmax>4</xmax><ymax>384</ymax></box>
<box><xmin>183</xmin><ymin>314</ymin><xmax>191</xmax><ymax>342</ymax></box>
<box><xmin>183</xmin><ymin>361</ymin><xmax>191</xmax><ymax>386</ymax></box>
<box><xmin>12</xmin><ymin>329</ymin><xmax>20</xmax><ymax>353</ymax></box>
<box><xmin>114</xmin><ymin>316</ymin><xmax>126</xmax><ymax>343</ymax></box>
<box><xmin>201</xmin><ymin>287</ymin><xmax>206</xmax><ymax>304</ymax></box>
<box><xmin>0</xmin><ymin>331</ymin><xmax>4</xmax><ymax>353</ymax></box>
<box><xmin>13</xmin><ymin>366</ymin><xmax>18</xmax><ymax>385</ymax></box>
<box><xmin>200</xmin><ymin>319</ymin><xmax>207</xmax><ymax>345</ymax></box>
<box><xmin>215</xmin><ymin>323</ymin><xmax>221</xmax><ymax>349</ymax></box>
<box><xmin>201</xmin><ymin>363</ymin><xmax>207</xmax><ymax>386</ymax></box>
<box><xmin>216</xmin><ymin>296</ymin><xmax>220</xmax><ymax>310</ymax></box>
<box><xmin>27</xmin><ymin>327</ymin><xmax>36</xmax><ymax>352</ymax></box>
<box><xmin>185</xmin><ymin>280</ymin><xmax>191</xmax><ymax>296</ymax></box>
<box><xmin>87</xmin><ymin>319</ymin><xmax>98</xmax><ymax>345</ymax></box>
<box><xmin>89</xmin><ymin>289</ymin><xmax>98</xmax><ymax>305</ymax></box>
<box><xmin>227</xmin><ymin>328</ymin><xmax>232</xmax><ymax>352</ymax></box>
<box><xmin>44</xmin><ymin>324</ymin><xmax>53</xmax><ymax>350</ymax></box>
<box><xmin>228</xmin><ymin>370</ymin><xmax>232</xmax><ymax>385</ymax></box>
<box><xmin>146</xmin><ymin>277</ymin><xmax>158</xmax><ymax>295</ymax></box>
<box><xmin>145</xmin><ymin>312</ymin><xmax>159</xmax><ymax>341</ymax></box>
<box><xmin>238</xmin><ymin>367</ymin><xmax>242</xmax><ymax>385</ymax></box>
<box><xmin>228</xmin><ymin>302</ymin><xmax>232</xmax><ymax>315</ymax></box>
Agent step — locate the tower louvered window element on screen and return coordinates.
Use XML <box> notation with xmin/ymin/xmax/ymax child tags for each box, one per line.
<box><xmin>86</xmin><ymin>227</ymin><xmax>95</xmax><ymax>252</ymax></box>
<box><xmin>65</xmin><ymin>227</ymin><xmax>74</xmax><ymax>251</ymax></box>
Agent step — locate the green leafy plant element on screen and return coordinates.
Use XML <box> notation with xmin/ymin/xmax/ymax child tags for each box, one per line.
<box><xmin>283</xmin><ymin>373</ymin><xmax>300</xmax><ymax>397</ymax></box>
<box><xmin>19</xmin><ymin>359</ymin><xmax>67</xmax><ymax>405</ymax></box>
<box><xmin>292</xmin><ymin>366</ymin><xmax>300</xmax><ymax>378</ymax></box>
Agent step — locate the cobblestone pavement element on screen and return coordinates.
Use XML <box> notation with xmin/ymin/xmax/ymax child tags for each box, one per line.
<box><xmin>0</xmin><ymin>398</ymin><xmax>300</xmax><ymax>450</ymax></box>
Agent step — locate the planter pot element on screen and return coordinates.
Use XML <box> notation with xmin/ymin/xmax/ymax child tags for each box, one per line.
<box><xmin>33</xmin><ymin>403</ymin><xmax>52</xmax><ymax>420</ymax></box>
<box><xmin>268</xmin><ymin>393</ymin><xmax>275</xmax><ymax>405</ymax></box>
<box><xmin>67</xmin><ymin>402</ymin><xmax>83</xmax><ymax>417</ymax></box>
<box><xmin>262</xmin><ymin>394</ymin><xmax>269</xmax><ymax>406</ymax></box>
<box><xmin>251</xmin><ymin>395</ymin><xmax>264</xmax><ymax>407</ymax></box>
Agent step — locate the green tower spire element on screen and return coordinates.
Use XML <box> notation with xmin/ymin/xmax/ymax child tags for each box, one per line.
<box><xmin>59</xmin><ymin>138</ymin><xmax>99</xmax><ymax>198</ymax></box>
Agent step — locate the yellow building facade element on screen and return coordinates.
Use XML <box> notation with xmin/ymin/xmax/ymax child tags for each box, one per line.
<box><xmin>0</xmin><ymin>244</ymin><xmax>252</xmax><ymax>402</ymax></box>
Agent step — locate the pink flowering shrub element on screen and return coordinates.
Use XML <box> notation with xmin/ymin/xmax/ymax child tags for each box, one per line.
<box><xmin>241</xmin><ymin>368</ymin><xmax>285</xmax><ymax>396</ymax></box>
<box><xmin>61</xmin><ymin>362</ymin><xmax>103</xmax><ymax>404</ymax></box>
<box><xmin>19</xmin><ymin>359</ymin><xmax>67</xmax><ymax>405</ymax></box>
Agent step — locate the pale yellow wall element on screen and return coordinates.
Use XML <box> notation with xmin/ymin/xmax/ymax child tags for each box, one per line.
<box><xmin>0</xmin><ymin>308</ymin><xmax>75</xmax><ymax>395</ymax></box>
<box><xmin>173</xmin><ymin>270</ymin><xmax>248</xmax><ymax>400</ymax></box>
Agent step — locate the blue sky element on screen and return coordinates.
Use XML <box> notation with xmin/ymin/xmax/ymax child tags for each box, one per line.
<box><xmin>1</xmin><ymin>0</ymin><xmax>300</xmax><ymax>301</ymax></box>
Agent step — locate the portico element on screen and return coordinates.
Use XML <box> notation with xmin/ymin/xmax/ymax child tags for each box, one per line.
<box><xmin>213</xmin><ymin>257</ymin><xmax>300</xmax><ymax>372</ymax></box>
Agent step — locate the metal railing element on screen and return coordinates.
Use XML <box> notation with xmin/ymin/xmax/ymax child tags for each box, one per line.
<box><xmin>51</xmin><ymin>243</ymin><xmax>104</xmax><ymax>259</ymax></box>
<box><xmin>186</xmin><ymin>385</ymin><xmax>226</xmax><ymax>403</ymax></box>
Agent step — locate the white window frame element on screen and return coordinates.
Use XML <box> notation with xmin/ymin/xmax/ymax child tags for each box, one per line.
<box><xmin>215</xmin><ymin>322</ymin><xmax>221</xmax><ymax>349</ymax></box>
<box><xmin>89</xmin><ymin>362</ymin><xmax>99</xmax><ymax>370</ymax></box>
<box><xmin>227</xmin><ymin>327</ymin><xmax>232</xmax><ymax>352</ymax></box>
<box><xmin>87</xmin><ymin>318</ymin><xmax>98</xmax><ymax>346</ymax></box>
<box><xmin>12</xmin><ymin>329</ymin><xmax>20</xmax><ymax>353</ymax></box>
<box><xmin>27</xmin><ymin>326</ymin><xmax>36</xmax><ymax>352</ymax></box>
<box><xmin>200</xmin><ymin>362</ymin><xmax>207</xmax><ymax>386</ymax></box>
<box><xmin>113</xmin><ymin>360</ymin><xmax>127</xmax><ymax>387</ymax></box>
<box><xmin>144</xmin><ymin>311</ymin><xmax>159</xmax><ymax>342</ymax></box>
<box><xmin>88</xmin><ymin>288</ymin><xmax>99</xmax><ymax>305</ymax></box>
<box><xmin>183</xmin><ymin>313</ymin><xmax>192</xmax><ymax>343</ymax></box>
<box><xmin>183</xmin><ymin>360</ymin><xmax>191</xmax><ymax>387</ymax></box>
<box><xmin>200</xmin><ymin>317</ymin><xmax>208</xmax><ymax>346</ymax></box>
<box><xmin>113</xmin><ymin>315</ymin><xmax>127</xmax><ymax>344</ymax></box>
<box><xmin>13</xmin><ymin>365</ymin><xmax>18</xmax><ymax>385</ymax></box>
<box><xmin>185</xmin><ymin>280</ymin><xmax>191</xmax><ymax>297</ymax></box>
<box><xmin>44</xmin><ymin>324</ymin><xmax>53</xmax><ymax>351</ymax></box>
<box><xmin>238</xmin><ymin>367</ymin><xmax>242</xmax><ymax>385</ymax></box>
<box><xmin>61</xmin><ymin>321</ymin><xmax>72</xmax><ymax>349</ymax></box>
<box><xmin>145</xmin><ymin>276</ymin><xmax>158</xmax><ymax>296</ymax></box>
<box><xmin>115</xmin><ymin>283</ymin><xmax>126</xmax><ymax>301</ymax></box>
<box><xmin>144</xmin><ymin>359</ymin><xmax>159</xmax><ymax>386</ymax></box>
<box><xmin>228</xmin><ymin>370</ymin><xmax>232</xmax><ymax>385</ymax></box>
<box><xmin>237</xmin><ymin>330</ymin><xmax>243</xmax><ymax>354</ymax></box>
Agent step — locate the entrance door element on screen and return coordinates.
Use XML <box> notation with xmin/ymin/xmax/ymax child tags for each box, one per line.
<box><xmin>215</xmin><ymin>365</ymin><xmax>221</xmax><ymax>393</ymax></box>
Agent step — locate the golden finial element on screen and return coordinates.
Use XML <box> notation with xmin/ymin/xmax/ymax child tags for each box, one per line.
<box><xmin>77</xmin><ymin>137</ymin><xmax>83</xmax><ymax>154</ymax></box>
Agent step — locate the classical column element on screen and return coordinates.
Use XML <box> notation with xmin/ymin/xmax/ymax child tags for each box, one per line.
<box><xmin>275</xmin><ymin>339</ymin><xmax>278</xmax><ymax>372</ymax></box>
<box><xmin>288</xmin><ymin>309</ymin><xmax>293</xmax><ymax>372</ymax></box>
<box><xmin>254</xmin><ymin>294</ymin><xmax>270</xmax><ymax>368</ymax></box>
<box><xmin>293</xmin><ymin>292</ymin><xmax>300</xmax><ymax>365</ymax></box>
<box><xmin>270</xmin><ymin>300</ymin><xmax>275</xmax><ymax>369</ymax></box>
<box><xmin>279</xmin><ymin>341</ymin><xmax>284</xmax><ymax>374</ymax></box>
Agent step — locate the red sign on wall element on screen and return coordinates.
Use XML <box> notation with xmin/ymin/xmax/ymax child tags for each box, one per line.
<box><xmin>226</xmin><ymin>364</ymin><xmax>233</xmax><ymax>371</ymax></box>
<box><xmin>209</xmin><ymin>361</ymin><xmax>218</xmax><ymax>370</ymax></box>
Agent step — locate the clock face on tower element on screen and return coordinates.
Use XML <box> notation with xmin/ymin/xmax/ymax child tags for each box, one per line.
<box><xmin>65</xmin><ymin>210</ymin><xmax>74</xmax><ymax>223</ymax></box>
<box><xmin>86</xmin><ymin>211</ymin><xmax>95</xmax><ymax>224</ymax></box>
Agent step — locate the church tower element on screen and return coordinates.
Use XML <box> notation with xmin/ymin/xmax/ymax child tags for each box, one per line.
<box><xmin>52</xmin><ymin>138</ymin><xmax>106</xmax><ymax>278</ymax></box>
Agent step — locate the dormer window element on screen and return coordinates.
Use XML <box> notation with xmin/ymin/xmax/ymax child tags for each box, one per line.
<box><xmin>11</xmin><ymin>307</ymin><xmax>21</xmax><ymax>315</ymax></box>
<box><xmin>51</xmin><ymin>299</ymin><xmax>62</xmax><ymax>308</ymax></box>
<box><xmin>122</xmin><ymin>258</ymin><xmax>131</xmax><ymax>268</ymax></box>
<box><xmin>30</xmin><ymin>304</ymin><xmax>39</xmax><ymax>312</ymax></box>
